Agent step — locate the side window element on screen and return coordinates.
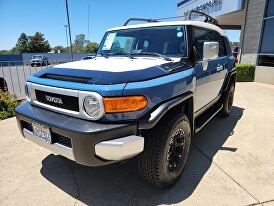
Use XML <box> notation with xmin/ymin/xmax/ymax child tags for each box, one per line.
<box><xmin>223</xmin><ymin>37</ymin><xmax>232</xmax><ymax>56</ymax></box>
<box><xmin>193</xmin><ymin>28</ymin><xmax>212</xmax><ymax>61</ymax></box>
<box><xmin>193</xmin><ymin>27</ymin><xmax>226</xmax><ymax>61</ymax></box>
<box><xmin>210</xmin><ymin>30</ymin><xmax>226</xmax><ymax>57</ymax></box>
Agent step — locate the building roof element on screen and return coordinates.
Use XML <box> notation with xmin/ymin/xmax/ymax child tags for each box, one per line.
<box><xmin>108</xmin><ymin>20</ymin><xmax>226</xmax><ymax>36</ymax></box>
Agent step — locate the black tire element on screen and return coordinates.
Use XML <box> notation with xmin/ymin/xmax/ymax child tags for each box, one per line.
<box><xmin>219</xmin><ymin>83</ymin><xmax>235</xmax><ymax>117</ymax></box>
<box><xmin>138</xmin><ymin>112</ymin><xmax>191</xmax><ymax>188</ymax></box>
<box><xmin>31</xmin><ymin>64</ymin><xmax>34</xmax><ymax>67</ymax></box>
<box><xmin>0</xmin><ymin>78</ymin><xmax>8</xmax><ymax>92</ymax></box>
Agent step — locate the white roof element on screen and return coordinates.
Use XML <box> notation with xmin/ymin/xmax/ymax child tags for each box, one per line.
<box><xmin>108</xmin><ymin>20</ymin><xmax>226</xmax><ymax>36</ymax></box>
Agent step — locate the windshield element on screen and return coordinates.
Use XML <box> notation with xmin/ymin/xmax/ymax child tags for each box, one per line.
<box><xmin>97</xmin><ymin>26</ymin><xmax>187</xmax><ymax>58</ymax></box>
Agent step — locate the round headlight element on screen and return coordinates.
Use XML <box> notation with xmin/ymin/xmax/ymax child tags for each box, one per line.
<box><xmin>25</xmin><ymin>84</ymin><xmax>31</xmax><ymax>102</ymax></box>
<box><xmin>83</xmin><ymin>95</ymin><xmax>104</xmax><ymax>120</ymax></box>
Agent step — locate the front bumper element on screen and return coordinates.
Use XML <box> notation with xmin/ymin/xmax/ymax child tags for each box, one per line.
<box><xmin>15</xmin><ymin>102</ymin><xmax>143</xmax><ymax>166</ymax></box>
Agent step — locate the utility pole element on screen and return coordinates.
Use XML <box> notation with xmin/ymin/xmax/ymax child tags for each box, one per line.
<box><xmin>64</xmin><ymin>25</ymin><xmax>69</xmax><ymax>49</ymax></box>
<box><xmin>87</xmin><ymin>5</ymin><xmax>90</xmax><ymax>41</ymax></box>
<box><xmin>65</xmin><ymin>0</ymin><xmax>73</xmax><ymax>61</ymax></box>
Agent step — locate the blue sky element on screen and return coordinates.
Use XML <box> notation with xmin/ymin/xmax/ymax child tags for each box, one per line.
<box><xmin>0</xmin><ymin>0</ymin><xmax>240</xmax><ymax>50</ymax></box>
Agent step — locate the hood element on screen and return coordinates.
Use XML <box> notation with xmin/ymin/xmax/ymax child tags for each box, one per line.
<box><xmin>33</xmin><ymin>57</ymin><xmax>192</xmax><ymax>85</ymax></box>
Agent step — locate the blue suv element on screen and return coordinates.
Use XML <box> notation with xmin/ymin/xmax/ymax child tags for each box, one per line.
<box><xmin>16</xmin><ymin>13</ymin><xmax>236</xmax><ymax>187</ymax></box>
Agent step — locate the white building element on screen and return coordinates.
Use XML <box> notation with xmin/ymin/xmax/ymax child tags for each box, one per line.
<box><xmin>177</xmin><ymin>0</ymin><xmax>274</xmax><ymax>85</ymax></box>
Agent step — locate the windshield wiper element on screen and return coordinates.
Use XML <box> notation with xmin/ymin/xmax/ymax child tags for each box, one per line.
<box><xmin>97</xmin><ymin>52</ymin><xmax>109</xmax><ymax>58</ymax></box>
<box><xmin>133</xmin><ymin>52</ymin><xmax>173</xmax><ymax>61</ymax></box>
<box><xmin>97</xmin><ymin>52</ymin><xmax>135</xmax><ymax>59</ymax></box>
<box><xmin>109</xmin><ymin>52</ymin><xmax>135</xmax><ymax>59</ymax></box>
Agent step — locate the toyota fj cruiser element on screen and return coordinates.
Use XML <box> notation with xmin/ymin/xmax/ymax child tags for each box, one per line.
<box><xmin>16</xmin><ymin>12</ymin><xmax>236</xmax><ymax>187</ymax></box>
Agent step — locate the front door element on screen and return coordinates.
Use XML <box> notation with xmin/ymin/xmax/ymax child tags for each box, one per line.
<box><xmin>192</xmin><ymin>27</ymin><xmax>228</xmax><ymax>112</ymax></box>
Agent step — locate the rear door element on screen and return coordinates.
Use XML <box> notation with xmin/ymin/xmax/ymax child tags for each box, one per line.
<box><xmin>192</xmin><ymin>27</ymin><xmax>228</xmax><ymax>112</ymax></box>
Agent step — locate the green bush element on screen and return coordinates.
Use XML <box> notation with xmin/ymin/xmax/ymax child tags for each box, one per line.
<box><xmin>236</xmin><ymin>64</ymin><xmax>256</xmax><ymax>82</ymax></box>
<box><xmin>0</xmin><ymin>92</ymin><xmax>19</xmax><ymax>120</ymax></box>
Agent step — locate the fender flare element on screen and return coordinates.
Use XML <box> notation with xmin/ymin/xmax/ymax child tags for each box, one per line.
<box><xmin>138</xmin><ymin>91</ymin><xmax>193</xmax><ymax>130</ymax></box>
<box><xmin>223</xmin><ymin>69</ymin><xmax>236</xmax><ymax>92</ymax></box>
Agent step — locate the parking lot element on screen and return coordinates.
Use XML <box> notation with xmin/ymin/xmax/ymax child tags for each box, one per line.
<box><xmin>0</xmin><ymin>61</ymin><xmax>67</xmax><ymax>99</ymax></box>
<box><xmin>0</xmin><ymin>82</ymin><xmax>274</xmax><ymax>206</ymax></box>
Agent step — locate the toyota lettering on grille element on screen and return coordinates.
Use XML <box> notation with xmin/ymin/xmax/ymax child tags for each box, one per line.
<box><xmin>45</xmin><ymin>95</ymin><xmax>63</xmax><ymax>105</ymax></box>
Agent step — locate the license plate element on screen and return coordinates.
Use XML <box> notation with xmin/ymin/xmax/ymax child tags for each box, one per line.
<box><xmin>32</xmin><ymin>122</ymin><xmax>51</xmax><ymax>144</ymax></box>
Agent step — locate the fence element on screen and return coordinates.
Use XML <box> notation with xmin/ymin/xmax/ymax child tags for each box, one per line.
<box><xmin>0</xmin><ymin>60</ymin><xmax>73</xmax><ymax>100</ymax></box>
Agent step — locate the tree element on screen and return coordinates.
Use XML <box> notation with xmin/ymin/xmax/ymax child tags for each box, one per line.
<box><xmin>85</xmin><ymin>42</ymin><xmax>99</xmax><ymax>53</ymax></box>
<box><xmin>74</xmin><ymin>34</ymin><xmax>89</xmax><ymax>48</ymax></box>
<box><xmin>28</xmin><ymin>32</ymin><xmax>51</xmax><ymax>53</ymax></box>
<box><xmin>0</xmin><ymin>50</ymin><xmax>10</xmax><ymax>55</ymax></box>
<box><xmin>73</xmin><ymin>34</ymin><xmax>90</xmax><ymax>52</ymax></box>
<box><xmin>14</xmin><ymin>33</ymin><xmax>29</xmax><ymax>53</ymax></box>
<box><xmin>230</xmin><ymin>41</ymin><xmax>240</xmax><ymax>49</ymax></box>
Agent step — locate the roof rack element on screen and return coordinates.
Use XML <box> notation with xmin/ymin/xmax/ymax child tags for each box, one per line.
<box><xmin>123</xmin><ymin>11</ymin><xmax>219</xmax><ymax>27</ymax></box>
<box><xmin>188</xmin><ymin>10</ymin><xmax>218</xmax><ymax>26</ymax></box>
<box><xmin>124</xmin><ymin>18</ymin><xmax>159</xmax><ymax>26</ymax></box>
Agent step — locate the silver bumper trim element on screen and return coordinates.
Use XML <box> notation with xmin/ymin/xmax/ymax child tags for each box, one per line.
<box><xmin>95</xmin><ymin>135</ymin><xmax>144</xmax><ymax>161</ymax></box>
<box><xmin>23</xmin><ymin>129</ymin><xmax>74</xmax><ymax>161</ymax></box>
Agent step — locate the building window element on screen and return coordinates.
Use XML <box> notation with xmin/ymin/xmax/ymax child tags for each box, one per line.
<box><xmin>258</xmin><ymin>0</ymin><xmax>274</xmax><ymax>67</ymax></box>
<box><xmin>260</xmin><ymin>19</ymin><xmax>274</xmax><ymax>54</ymax></box>
<box><xmin>266</xmin><ymin>0</ymin><xmax>274</xmax><ymax>17</ymax></box>
<box><xmin>258</xmin><ymin>55</ymin><xmax>274</xmax><ymax>67</ymax></box>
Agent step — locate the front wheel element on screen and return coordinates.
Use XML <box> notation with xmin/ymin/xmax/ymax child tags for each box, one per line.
<box><xmin>138</xmin><ymin>113</ymin><xmax>191</xmax><ymax>188</ymax></box>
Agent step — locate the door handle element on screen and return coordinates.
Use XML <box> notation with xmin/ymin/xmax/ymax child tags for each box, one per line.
<box><xmin>216</xmin><ymin>64</ymin><xmax>223</xmax><ymax>72</ymax></box>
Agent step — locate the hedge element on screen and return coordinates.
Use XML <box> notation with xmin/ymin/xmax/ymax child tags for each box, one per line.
<box><xmin>0</xmin><ymin>92</ymin><xmax>19</xmax><ymax>120</ymax></box>
<box><xmin>236</xmin><ymin>64</ymin><xmax>256</xmax><ymax>82</ymax></box>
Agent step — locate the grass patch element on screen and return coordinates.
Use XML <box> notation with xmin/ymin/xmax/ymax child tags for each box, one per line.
<box><xmin>0</xmin><ymin>92</ymin><xmax>19</xmax><ymax>120</ymax></box>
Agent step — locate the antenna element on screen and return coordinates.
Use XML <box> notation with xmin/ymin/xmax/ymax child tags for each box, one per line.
<box><xmin>65</xmin><ymin>0</ymin><xmax>73</xmax><ymax>61</ymax></box>
<box><xmin>87</xmin><ymin>5</ymin><xmax>90</xmax><ymax>40</ymax></box>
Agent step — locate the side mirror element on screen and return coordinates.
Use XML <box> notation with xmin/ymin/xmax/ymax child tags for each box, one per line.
<box><xmin>202</xmin><ymin>42</ymin><xmax>219</xmax><ymax>70</ymax></box>
<box><xmin>203</xmin><ymin>42</ymin><xmax>219</xmax><ymax>60</ymax></box>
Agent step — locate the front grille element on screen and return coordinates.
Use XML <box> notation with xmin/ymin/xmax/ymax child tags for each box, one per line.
<box><xmin>35</xmin><ymin>90</ymin><xmax>79</xmax><ymax>112</ymax></box>
<box><xmin>52</xmin><ymin>133</ymin><xmax>72</xmax><ymax>148</ymax></box>
<box><xmin>42</xmin><ymin>74</ymin><xmax>91</xmax><ymax>84</ymax></box>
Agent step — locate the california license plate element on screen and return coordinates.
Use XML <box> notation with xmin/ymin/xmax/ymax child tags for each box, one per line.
<box><xmin>32</xmin><ymin>122</ymin><xmax>51</xmax><ymax>144</ymax></box>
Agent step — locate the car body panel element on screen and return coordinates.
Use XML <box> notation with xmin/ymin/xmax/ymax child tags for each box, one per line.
<box><xmin>27</xmin><ymin>76</ymin><xmax>126</xmax><ymax>97</ymax></box>
<box><xmin>194</xmin><ymin>56</ymin><xmax>229</xmax><ymax>111</ymax></box>
<box><xmin>104</xmin><ymin>68</ymin><xmax>194</xmax><ymax>121</ymax></box>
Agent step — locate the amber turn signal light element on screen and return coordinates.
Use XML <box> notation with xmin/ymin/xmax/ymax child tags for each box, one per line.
<box><xmin>103</xmin><ymin>96</ymin><xmax>147</xmax><ymax>113</ymax></box>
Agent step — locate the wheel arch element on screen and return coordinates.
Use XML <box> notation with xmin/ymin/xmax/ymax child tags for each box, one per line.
<box><xmin>139</xmin><ymin>91</ymin><xmax>194</xmax><ymax>133</ymax></box>
<box><xmin>223</xmin><ymin>70</ymin><xmax>236</xmax><ymax>92</ymax></box>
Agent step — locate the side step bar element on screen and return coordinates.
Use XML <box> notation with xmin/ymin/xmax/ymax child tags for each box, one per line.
<box><xmin>194</xmin><ymin>102</ymin><xmax>223</xmax><ymax>133</ymax></box>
